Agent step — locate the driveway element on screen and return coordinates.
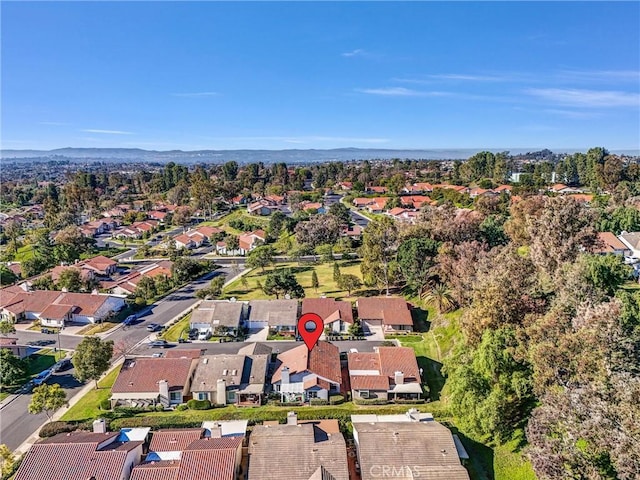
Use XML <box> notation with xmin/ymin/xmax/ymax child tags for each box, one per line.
<box><xmin>363</xmin><ymin>321</ymin><xmax>385</xmax><ymax>341</ymax></box>
<box><xmin>245</xmin><ymin>327</ymin><xmax>268</xmax><ymax>342</ymax></box>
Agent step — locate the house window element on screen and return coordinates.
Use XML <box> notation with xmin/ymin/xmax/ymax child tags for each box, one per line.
<box><xmin>169</xmin><ymin>392</ymin><xmax>181</xmax><ymax>402</ymax></box>
<box><xmin>227</xmin><ymin>391</ymin><xmax>236</xmax><ymax>403</ymax></box>
<box><xmin>360</xmin><ymin>390</ymin><xmax>370</xmax><ymax>399</ymax></box>
<box><xmin>196</xmin><ymin>392</ymin><xmax>208</xmax><ymax>401</ymax></box>
<box><xmin>307</xmin><ymin>391</ymin><xmax>318</xmax><ymax>399</ymax></box>
<box><xmin>329</xmin><ymin>383</ymin><xmax>338</xmax><ymax>392</ymax></box>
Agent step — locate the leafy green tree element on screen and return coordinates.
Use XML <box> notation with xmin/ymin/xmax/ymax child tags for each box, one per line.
<box><xmin>28</xmin><ymin>383</ymin><xmax>67</xmax><ymax>421</ymax></box>
<box><xmin>0</xmin><ymin>349</ymin><xmax>26</xmax><ymax>387</ymax></box>
<box><xmin>421</xmin><ymin>283</ymin><xmax>455</xmax><ymax>313</ymax></box>
<box><xmin>267</xmin><ymin>211</ymin><xmax>287</xmax><ymax>241</ymax></box>
<box><xmin>0</xmin><ymin>321</ymin><xmax>15</xmax><ymax>336</ymax></box>
<box><xmin>31</xmin><ymin>274</ymin><xmax>56</xmax><ymax>291</ymax></box>
<box><xmin>171</xmin><ymin>257</ymin><xmax>204</xmax><ymax>283</ymax></box>
<box><xmin>333</xmin><ymin>263</ymin><xmax>341</xmax><ymax>282</ymax></box>
<box><xmin>0</xmin><ymin>444</ymin><xmax>15</xmax><ymax>477</ymax></box>
<box><xmin>396</xmin><ymin>237</ymin><xmax>440</xmax><ymax>294</ymax></box>
<box><xmin>447</xmin><ymin>327</ymin><xmax>534</xmax><ymax>442</ymax></box>
<box><xmin>328</xmin><ymin>202</ymin><xmax>351</xmax><ymax>224</ymax></box>
<box><xmin>360</xmin><ymin>217</ymin><xmax>399</xmax><ymax>295</ymax></box>
<box><xmin>247</xmin><ymin>245</ymin><xmax>275</xmax><ymax>273</ymax></box>
<box><xmin>72</xmin><ymin>336</ymin><xmax>114</xmax><ymax>389</ymax></box>
<box><xmin>57</xmin><ymin>268</ymin><xmax>83</xmax><ymax>292</ymax></box>
<box><xmin>580</xmin><ymin>254</ymin><xmax>631</xmax><ymax>297</ymax></box>
<box><xmin>315</xmin><ymin>244</ymin><xmax>333</xmax><ymax>263</ymax></box>
<box><xmin>0</xmin><ymin>265</ymin><xmax>17</xmax><ymax>286</ymax></box>
<box><xmin>263</xmin><ymin>269</ymin><xmax>305</xmax><ymax>299</ymax></box>
<box><xmin>337</xmin><ymin>273</ymin><xmax>362</xmax><ymax>296</ymax></box>
<box><xmin>241</xmin><ymin>275</ymin><xmax>249</xmax><ymax>292</ymax></box>
<box><xmin>295</xmin><ymin>214</ymin><xmax>342</xmax><ymax>248</ymax></box>
<box><xmin>348</xmin><ymin>319</ymin><xmax>364</xmax><ymax>337</ymax></box>
<box><xmin>136</xmin><ymin>276</ymin><xmax>157</xmax><ymax>300</ymax></box>
<box><xmin>311</xmin><ymin>270</ymin><xmax>319</xmax><ymax>292</ymax></box>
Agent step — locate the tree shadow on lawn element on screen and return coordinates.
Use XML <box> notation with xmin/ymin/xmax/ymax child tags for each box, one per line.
<box><xmin>416</xmin><ymin>356</ymin><xmax>445</xmax><ymax>401</ymax></box>
<box><xmin>451</xmin><ymin>430</ymin><xmax>496</xmax><ymax>480</ymax></box>
<box><xmin>411</xmin><ymin>306</ymin><xmax>430</xmax><ymax>333</ymax></box>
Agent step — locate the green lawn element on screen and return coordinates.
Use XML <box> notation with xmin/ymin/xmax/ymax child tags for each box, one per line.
<box><xmin>222</xmin><ymin>259</ymin><xmax>366</xmax><ymax>301</ymax></box>
<box><xmin>60</xmin><ymin>366</ymin><xmax>122</xmax><ymax>422</ymax></box>
<box><xmin>202</xmin><ymin>209</ymin><xmax>269</xmax><ymax>235</ymax></box>
<box><xmin>0</xmin><ymin>391</ymin><xmax>9</xmax><ymax>402</ymax></box>
<box><xmin>26</xmin><ymin>349</ymin><xmax>66</xmax><ymax>377</ymax></box>
<box><xmin>14</xmin><ymin>244</ymin><xmax>36</xmax><ymax>262</ymax></box>
<box><xmin>161</xmin><ymin>313</ymin><xmax>192</xmax><ymax>342</ymax></box>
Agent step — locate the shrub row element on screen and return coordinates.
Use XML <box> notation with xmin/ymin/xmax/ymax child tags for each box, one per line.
<box><xmin>353</xmin><ymin>398</ymin><xmax>390</xmax><ymax>405</ymax></box>
<box><xmin>392</xmin><ymin>399</ymin><xmax>425</xmax><ymax>404</ymax></box>
<box><xmin>309</xmin><ymin>399</ymin><xmax>329</xmax><ymax>406</ymax></box>
<box><xmin>39</xmin><ymin>420</ymin><xmax>93</xmax><ymax>438</ymax></box>
<box><xmin>329</xmin><ymin>395</ymin><xmax>345</xmax><ymax>405</ymax></box>
<box><xmin>187</xmin><ymin>399</ymin><xmax>211</xmax><ymax>410</ymax></box>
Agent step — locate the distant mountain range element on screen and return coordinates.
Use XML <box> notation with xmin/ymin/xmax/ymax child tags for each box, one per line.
<box><xmin>1</xmin><ymin>147</ymin><xmax>638</xmax><ymax>164</ymax></box>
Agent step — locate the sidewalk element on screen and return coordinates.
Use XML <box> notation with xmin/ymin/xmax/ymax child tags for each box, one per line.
<box><xmin>12</xmin><ymin>357</ymin><xmax>125</xmax><ymax>456</ymax></box>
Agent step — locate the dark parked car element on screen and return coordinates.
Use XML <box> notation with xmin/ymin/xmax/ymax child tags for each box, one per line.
<box><xmin>27</xmin><ymin>339</ymin><xmax>54</xmax><ymax>346</ymax></box>
<box><xmin>149</xmin><ymin>340</ymin><xmax>169</xmax><ymax>348</ymax></box>
<box><xmin>52</xmin><ymin>358</ymin><xmax>72</xmax><ymax>372</ymax></box>
<box><xmin>123</xmin><ymin>315</ymin><xmax>137</xmax><ymax>326</ymax></box>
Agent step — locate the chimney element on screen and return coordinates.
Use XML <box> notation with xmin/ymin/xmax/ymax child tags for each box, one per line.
<box><xmin>281</xmin><ymin>366</ymin><xmax>290</xmax><ymax>385</ymax></box>
<box><xmin>210</xmin><ymin>422</ymin><xmax>222</xmax><ymax>438</ymax></box>
<box><xmin>287</xmin><ymin>411</ymin><xmax>298</xmax><ymax>426</ymax></box>
<box><xmin>158</xmin><ymin>379</ymin><xmax>169</xmax><ymax>403</ymax></box>
<box><xmin>216</xmin><ymin>379</ymin><xmax>226</xmax><ymax>405</ymax></box>
<box><xmin>93</xmin><ymin>419</ymin><xmax>106</xmax><ymax>434</ymax></box>
<box><xmin>394</xmin><ymin>371</ymin><xmax>404</xmax><ymax>385</ymax></box>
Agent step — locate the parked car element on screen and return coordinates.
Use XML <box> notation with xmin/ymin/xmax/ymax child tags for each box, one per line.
<box><xmin>27</xmin><ymin>339</ymin><xmax>54</xmax><ymax>346</ymax></box>
<box><xmin>197</xmin><ymin>331</ymin><xmax>210</xmax><ymax>341</ymax></box>
<box><xmin>52</xmin><ymin>358</ymin><xmax>72</xmax><ymax>372</ymax></box>
<box><xmin>146</xmin><ymin>323</ymin><xmax>161</xmax><ymax>332</ymax></box>
<box><xmin>32</xmin><ymin>369</ymin><xmax>52</xmax><ymax>386</ymax></box>
<box><xmin>149</xmin><ymin>340</ymin><xmax>169</xmax><ymax>348</ymax></box>
<box><xmin>123</xmin><ymin>315</ymin><xmax>137</xmax><ymax>326</ymax></box>
<box><xmin>188</xmin><ymin>328</ymin><xmax>198</xmax><ymax>340</ymax></box>
<box><xmin>151</xmin><ymin>352</ymin><xmax>164</xmax><ymax>358</ymax></box>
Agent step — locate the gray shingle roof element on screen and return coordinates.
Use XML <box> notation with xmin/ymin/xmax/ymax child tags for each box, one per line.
<box><xmin>352</xmin><ymin>422</ymin><xmax>470</xmax><ymax>480</ymax></box>
<box><xmin>248</xmin><ymin>299</ymin><xmax>299</xmax><ymax>326</ymax></box>
<box><xmin>248</xmin><ymin>423</ymin><xmax>348</xmax><ymax>480</ymax></box>
<box><xmin>190</xmin><ymin>300</ymin><xmax>244</xmax><ymax>328</ymax></box>
<box><xmin>191</xmin><ymin>354</ymin><xmax>267</xmax><ymax>396</ymax></box>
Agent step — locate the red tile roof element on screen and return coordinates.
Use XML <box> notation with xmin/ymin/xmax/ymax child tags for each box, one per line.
<box><xmin>357</xmin><ymin>297</ymin><xmax>413</xmax><ymax>326</ymax></box>
<box><xmin>81</xmin><ymin>255</ymin><xmax>117</xmax><ymax>271</ymax></box>
<box><xmin>112</xmin><ymin>358</ymin><xmax>196</xmax><ymax>395</ymax></box>
<box><xmin>302</xmin><ymin>298</ymin><xmax>354</xmax><ymax>325</ymax></box>
<box><xmin>130</xmin><ymin>461</ymin><xmax>179</xmax><ymax>480</ymax></box>
<box><xmin>378</xmin><ymin>347</ymin><xmax>421</xmax><ymax>381</ymax></box>
<box><xmin>350</xmin><ymin>375</ymin><xmax>390</xmax><ymax>390</ymax></box>
<box><xmin>185</xmin><ymin>436</ymin><xmax>243</xmax><ymax>451</ymax></box>
<box><xmin>149</xmin><ymin>429</ymin><xmax>204</xmax><ymax>453</ymax></box>
<box><xmin>40</xmin><ymin>303</ymin><xmax>74</xmax><ymax>320</ymax></box>
<box><xmin>272</xmin><ymin>341</ymin><xmax>341</xmax><ymax>385</ymax></box>
<box><xmin>55</xmin><ymin>292</ymin><xmax>110</xmax><ymax>316</ymax></box>
<box><xmin>594</xmin><ymin>232</ymin><xmax>628</xmax><ymax>253</ymax></box>
<box><xmin>15</xmin><ymin>433</ymin><xmax>134</xmax><ymax>480</ymax></box>
<box><xmin>178</xmin><ymin>448</ymin><xmax>237</xmax><ymax>480</ymax></box>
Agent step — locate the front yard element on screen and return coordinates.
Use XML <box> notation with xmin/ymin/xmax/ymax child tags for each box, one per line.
<box><xmin>60</xmin><ymin>365</ymin><xmax>121</xmax><ymax>421</ymax></box>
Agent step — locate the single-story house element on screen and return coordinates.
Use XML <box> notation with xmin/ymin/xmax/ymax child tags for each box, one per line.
<box><xmin>111</xmin><ymin>357</ymin><xmax>198</xmax><ymax>407</ymax></box>
<box><xmin>618</xmin><ymin>231</ymin><xmax>640</xmax><ymax>259</ymax></box>
<box><xmin>14</xmin><ymin>431</ymin><xmax>144</xmax><ymax>480</ymax></box>
<box><xmin>351</xmin><ymin>410</ymin><xmax>470</xmax><ymax>480</ymax></box>
<box><xmin>348</xmin><ymin>346</ymin><xmax>422</xmax><ymax>401</ymax></box>
<box><xmin>247</xmin><ymin>299</ymin><xmax>299</xmax><ymax>334</ymax></box>
<box><xmin>190</xmin><ymin>353</ymin><xmax>269</xmax><ymax>406</ymax></box>
<box><xmin>248</xmin><ymin>414</ymin><xmax>349</xmax><ymax>480</ymax></box>
<box><xmin>592</xmin><ymin>232</ymin><xmax>631</xmax><ymax>256</ymax></box>
<box><xmin>357</xmin><ymin>296</ymin><xmax>414</xmax><ymax>332</ymax></box>
<box><xmin>174</xmin><ymin>234</ymin><xmax>196</xmax><ymax>250</ymax></box>
<box><xmin>0</xmin><ymin>337</ymin><xmax>32</xmax><ymax>359</ymax></box>
<box><xmin>78</xmin><ymin>255</ymin><xmax>117</xmax><ymax>276</ymax></box>
<box><xmin>272</xmin><ymin>341</ymin><xmax>342</xmax><ymax>402</ymax></box>
<box><xmin>189</xmin><ymin>300</ymin><xmax>246</xmax><ymax>337</ymax></box>
<box><xmin>302</xmin><ymin>297</ymin><xmax>353</xmax><ymax>334</ymax></box>
<box><xmin>136</xmin><ymin>433</ymin><xmax>243</xmax><ymax>479</ymax></box>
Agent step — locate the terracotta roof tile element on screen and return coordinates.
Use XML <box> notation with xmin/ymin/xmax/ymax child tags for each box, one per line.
<box><xmin>357</xmin><ymin>297</ymin><xmax>413</xmax><ymax>326</ymax></box>
<box><xmin>302</xmin><ymin>298</ymin><xmax>354</xmax><ymax>325</ymax></box>
<box><xmin>149</xmin><ymin>429</ymin><xmax>204</xmax><ymax>453</ymax></box>
<box><xmin>112</xmin><ymin>358</ymin><xmax>196</xmax><ymax>395</ymax></box>
<box><xmin>350</xmin><ymin>375</ymin><xmax>389</xmax><ymax>390</ymax></box>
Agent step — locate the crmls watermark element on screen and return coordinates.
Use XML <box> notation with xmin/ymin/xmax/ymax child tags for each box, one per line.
<box><xmin>368</xmin><ymin>465</ymin><xmax>430</xmax><ymax>478</ymax></box>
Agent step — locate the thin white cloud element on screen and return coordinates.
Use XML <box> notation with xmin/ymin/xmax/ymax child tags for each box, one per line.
<box><xmin>425</xmin><ymin>73</ymin><xmax>506</xmax><ymax>82</ymax></box>
<box><xmin>341</xmin><ymin>49</ymin><xmax>365</xmax><ymax>57</ymax></box>
<box><xmin>356</xmin><ymin>87</ymin><xmax>451</xmax><ymax>97</ymax></box>
<box><xmin>171</xmin><ymin>92</ymin><xmax>219</xmax><ymax>97</ymax></box>
<box><xmin>544</xmin><ymin>109</ymin><xmax>601</xmax><ymax>119</ymax></box>
<box><xmin>81</xmin><ymin>129</ymin><xmax>134</xmax><ymax>135</ymax></box>
<box><xmin>557</xmin><ymin>70</ymin><xmax>640</xmax><ymax>83</ymax></box>
<box><xmin>525</xmin><ymin>88</ymin><xmax>640</xmax><ymax>107</ymax></box>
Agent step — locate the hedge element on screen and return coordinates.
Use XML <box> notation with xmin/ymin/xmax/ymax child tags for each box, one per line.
<box><xmin>309</xmin><ymin>399</ymin><xmax>329</xmax><ymax>406</ymax></box>
<box><xmin>99</xmin><ymin>399</ymin><xmax>112</xmax><ymax>411</ymax></box>
<box><xmin>175</xmin><ymin>404</ymin><xmax>188</xmax><ymax>411</ymax></box>
<box><xmin>329</xmin><ymin>395</ymin><xmax>345</xmax><ymax>405</ymax></box>
<box><xmin>393</xmin><ymin>399</ymin><xmax>425</xmax><ymax>404</ymax></box>
<box><xmin>353</xmin><ymin>398</ymin><xmax>389</xmax><ymax>405</ymax></box>
<box><xmin>187</xmin><ymin>399</ymin><xmax>212</xmax><ymax>410</ymax></box>
<box><xmin>39</xmin><ymin>420</ymin><xmax>93</xmax><ymax>438</ymax></box>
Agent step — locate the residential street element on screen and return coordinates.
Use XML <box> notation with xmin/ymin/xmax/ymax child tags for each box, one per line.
<box><xmin>0</xmin><ymin>266</ymin><xmax>237</xmax><ymax>451</ymax></box>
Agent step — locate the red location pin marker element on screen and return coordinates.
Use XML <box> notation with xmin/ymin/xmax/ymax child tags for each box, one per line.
<box><xmin>298</xmin><ymin>312</ymin><xmax>323</xmax><ymax>351</ymax></box>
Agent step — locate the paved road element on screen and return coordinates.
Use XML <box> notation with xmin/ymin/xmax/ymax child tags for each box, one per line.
<box><xmin>0</xmin><ymin>368</ymin><xmax>84</xmax><ymax>451</ymax></box>
<box><xmin>129</xmin><ymin>340</ymin><xmax>388</xmax><ymax>357</ymax></box>
<box><xmin>0</xmin><ymin>265</ymin><xmax>239</xmax><ymax>451</ymax></box>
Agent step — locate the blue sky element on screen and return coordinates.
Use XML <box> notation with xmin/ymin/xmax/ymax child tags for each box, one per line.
<box><xmin>2</xmin><ymin>1</ymin><xmax>639</xmax><ymax>151</ymax></box>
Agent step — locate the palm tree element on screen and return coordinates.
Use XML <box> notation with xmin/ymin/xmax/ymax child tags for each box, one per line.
<box><xmin>421</xmin><ymin>283</ymin><xmax>456</xmax><ymax>314</ymax></box>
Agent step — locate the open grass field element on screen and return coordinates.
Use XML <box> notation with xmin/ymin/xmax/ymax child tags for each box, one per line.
<box><xmin>201</xmin><ymin>209</ymin><xmax>269</xmax><ymax>235</ymax></box>
<box><xmin>14</xmin><ymin>244</ymin><xmax>35</xmax><ymax>262</ymax></box>
<box><xmin>222</xmin><ymin>259</ymin><xmax>367</xmax><ymax>301</ymax></box>
<box><xmin>60</xmin><ymin>365</ymin><xmax>122</xmax><ymax>422</ymax></box>
<box><xmin>161</xmin><ymin>313</ymin><xmax>192</xmax><ymax>342</ymax></box>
